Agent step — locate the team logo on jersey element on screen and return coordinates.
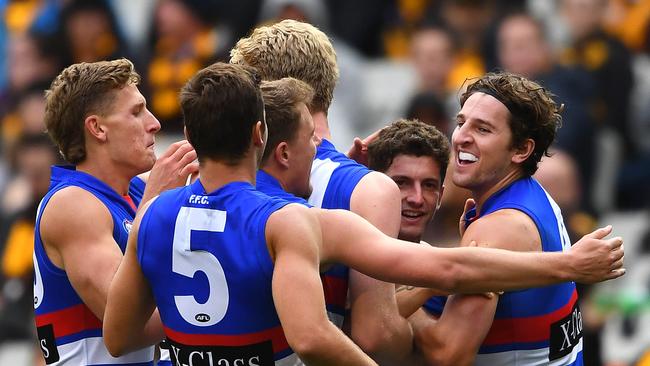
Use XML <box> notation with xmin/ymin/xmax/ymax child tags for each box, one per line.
<box><xmin>37</xmin><ymin>324</ymin><xmax>60</xmax><ymax>364</ymax></box>
<box><xmin>195</xmin><ymin>313</ymin><xmax>211</xmax><ymax>323</ymax></box>
<box><xmin>549</xmin><ymin>302</ymin><xmax>583</xmax><ymax>360</ymax></box>
<box><xmin>122</xmin><ymin>219</ymin><xmax>133</xmax><ymax>234</ymax></box>
<box><xmin>167</xmin><ymin>339</ymin><xmax>274</xmax><ymax>366</ymax></box>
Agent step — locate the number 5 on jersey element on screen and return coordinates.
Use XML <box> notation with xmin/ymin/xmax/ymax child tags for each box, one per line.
<box><xmin>172</xmin><ymin>207</ymin><xmax>229</xmax><ymax>327</ymax></box>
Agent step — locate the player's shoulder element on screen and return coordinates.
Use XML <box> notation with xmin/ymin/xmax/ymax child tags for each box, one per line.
<box><xmin>465</xmin><ymin>209</ymin><xmax>540</xmax><ymax>251</ymax></box>
<box><xmin>40</xmin><ymin>186</ymin><xmax>114</xmax><ymax>251</ymax></box>
<box><xmin>268</xmin><ymin>203</ymin><xmax>318</xmax><ymax>231</ymax></box>
<box><xmin>352</xmin><ymin>171</ymin><xmax>400</xmax><ymax>203</ymax></box>
<box><xmin>44</xmin><ymin>185</ymin><xmax>110</xmax><ymax>220</ymax></box>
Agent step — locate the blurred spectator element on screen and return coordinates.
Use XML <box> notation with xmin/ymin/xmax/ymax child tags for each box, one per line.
<box><xmin>325</xmin><ymin>0</ymin><xmax>394</xmax><ymax>58</ymax></box>
<box><xmin>440</xmin><ymin>0</ymin><xmax>496</xmax><ymax>89</ymax></box>
<box><xmin>409</xmin><ymin>24</ymin><xmax>456</xmax><ymax>97</ymax></box>
<box><xmin>602</xmin><ymin>0</ymin><xmax>650</xmax><ymax>54</ymax></box>
<box><xmin>405</xmin><ymin>24</ymin><xmax>459</xmax><ymax>134</ymax></box>
<box><xmin>0</xmin><ymin>133</ymin><xmax>60</xmax><ymax>343</ymax></box>
<box><xmin>559</xmin><ymin>0</ymin><xmax>634</xmax><ymax>157</ymax></box>
<box><xmin>404</xmin><ymin>91</ymin><xmax>451</xmax><ymax>136</ymax></box>
<box><xmin>2</xmin><ymin>32</ymin><xmax>59</xmax><ymax>109</ymax></box>
<box><xmin>145</xmin><ymin>0</ymin><xmax>224</xmax><ymax>133</ymax></box>
<box><xmin>55</xmin><ymin>0</ymin><xmax>129</xmax><ymax>66</ymax></box>
<box><xmin>497</xmin><ymin>12</ymin><xmax>597</xmax><ymax>212</ymax></box>
<box><xmin>1</xmin><ymin>79</ymin><xmax>49</xmax><ymax>155</ymax></box>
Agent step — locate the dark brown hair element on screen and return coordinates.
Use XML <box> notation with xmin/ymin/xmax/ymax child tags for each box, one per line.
<box><xmin>460</xmin><ymin>72</ymin><xmax>562</xmax><ymax>176</ymax></box>
<box><xmin>368</xmin><ymin>119</ymin><xmax>450</xmax><ymax>184</ymax></box>
<box><xmin>180</xmin><ymin>62</ymin><xmax>264</xmax><ymax>164</ymax></box>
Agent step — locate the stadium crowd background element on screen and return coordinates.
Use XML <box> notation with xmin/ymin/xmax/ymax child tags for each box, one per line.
<box><xmin>0</xmin><ymin>0</ymin><xmax>648</xmax><ymax>364</ymax></box>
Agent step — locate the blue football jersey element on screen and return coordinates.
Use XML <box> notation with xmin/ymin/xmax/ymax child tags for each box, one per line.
<box><xmin>424</xmin><ymin>177</ymin><xmax>582</xmax><ymax>365</ymax></box>
<box><xmin>33</xmin><ymin>166</ymin><xmax>154</xmax><ymax>365</ymax></box>
<box><xmin>137</xmin><ymin>179</ymin><xmax>302</xmax><ymax>365</ymax></box>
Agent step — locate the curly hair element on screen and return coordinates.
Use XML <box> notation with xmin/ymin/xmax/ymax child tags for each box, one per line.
<box><xmin>230</xmin><ymin>19</ymin><xmax>338</xmax><ymax>114</ymax></box>
<box><xmin>44</xmin><ymin>58</ymin><xmax>140</xmax><ymax>164</ymax></box>
<box><xmin>460</xmin><ymin>72</ymin><xmax>562</xmax><ymax>176</ymax></box>
<box><xmin>368</xmin><ymin>119</ymin><xmax>450</xmax><ymax>183</ymax></box>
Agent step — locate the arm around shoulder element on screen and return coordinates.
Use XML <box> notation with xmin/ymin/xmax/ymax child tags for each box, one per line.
<box><xmin>266</xmin><ymin>205</ymin><xmax>377</xmax><ymax>366</ymax></box>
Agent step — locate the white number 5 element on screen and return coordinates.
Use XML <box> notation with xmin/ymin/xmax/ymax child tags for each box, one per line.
<box><xmin>172</xmin><ymin>207</ymin><xmax>229</xmax><ymax>327</ymax></box>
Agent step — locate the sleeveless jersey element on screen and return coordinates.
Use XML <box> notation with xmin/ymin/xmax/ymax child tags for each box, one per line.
<box><xmin>424</xmin><ymin>177</ymin><xmax>583</xmax><ymax>365</ymax></box>
<box><xmin>308</xmin><ymin>139</ymin><xmax>371</xmax><ymax>326</ymax></box>
<box><xmin>137</xmin><ymin>179</ymin><xmax>300</xmax><ymax>366</ymax></box>
<box><xmin>33</xmin><ymin>165</ymin><xmax>154</xmax><ymax>365</ymax></box>
<box><xmin>257</xmin><ymin>169</ymin><xmax>347</xmax><ymax>327</ymax></box>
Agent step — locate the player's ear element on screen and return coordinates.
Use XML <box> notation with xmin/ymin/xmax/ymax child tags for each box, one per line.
<box><xmin>436</xmin><ymin>185</ymin><xmax>445</xmax><ymax>210</ymax></box>
<box><xmin>274</xmin><ymin>142</ymin><xmax>290</xmax><ymax>168</ymax></box>
<box><xmin>512</xmin><ymin>138</ymin><xmax>534</xmax><ymax>164</ymax></box>
<box><xmin>252</xmin><ymin>121</ymin><xmax>265</xmax><ymax>147</ymax></box>
<box><xmin>85</xmin><ymin>115</ymin><xmax>106</xmax><ymax>142</ymax></box>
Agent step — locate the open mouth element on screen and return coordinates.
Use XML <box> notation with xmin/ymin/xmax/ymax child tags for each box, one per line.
<box><xmin>402</xmin><ymin>210</ymin><xmax>425</xmax><ymax>221</ymax></box>
<box><xmin>457</xmin><ymin>151</ymin><xmax>478</xmax><ymax>166</ymax></box>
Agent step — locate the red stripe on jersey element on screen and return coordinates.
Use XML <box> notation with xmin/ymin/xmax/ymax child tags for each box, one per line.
<box><xmin>164</xmin><ymin>325</ymin><xmax>289</xmax><ymax>353</ymax></box>
<box><xmin>322</xmin><ymin>275</ymin><xmax>347</xmax><ymax>308</ymax></box>
<box><xmin>483</xmin><ymin>289</ymin><xmax>578</xmax><ymax>346</ymax></box>
<box><xmin>35</xmin><ymin>303</ymin><xmax>102</xmax><ymax>338</ymax></box>
<box><xmin>122</xmin><ymin>195</ymin><xmax>136</xmax><ymax>211</ymax></box>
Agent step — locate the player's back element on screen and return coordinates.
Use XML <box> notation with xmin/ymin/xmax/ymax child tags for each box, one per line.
<box><xmin>137</xmin><ymin>179</ymin><xmax>298</xmax><ymax>366</ymax></box>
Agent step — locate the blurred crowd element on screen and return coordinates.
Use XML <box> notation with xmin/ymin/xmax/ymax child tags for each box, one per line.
<box><xmin>0</xmin><ymin>0</ymin><xmax>649</xmax><ymax>365</ymax></box>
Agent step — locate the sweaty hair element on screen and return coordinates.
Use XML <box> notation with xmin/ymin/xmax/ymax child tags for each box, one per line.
<box><xmin>45</xmin><ymin>58</ymin><xmax>140</xmax><ymax>164</ymax></box>
<box><xmin>230</xmin><ymin>19</ymin><xmax>338</xmax><ymax>114</ymax></box>
<box><xmin>260</xmin><ymin>78</ymin><xmax>315</xmax><ymax>164</ymax></box>
<box><xmin>460</xmin><ymin>72</ymin><xmax>562</xmax><ymax>176</ymax></box>
<box><xmin>368</xmin><ymin>119</ymin><xmax>450</xmax><ymax>184</ymax></box>
<box><xmin>180</xmin><ymin>62</ymin><xmax>264</xmax><ymax>164</ymax></box>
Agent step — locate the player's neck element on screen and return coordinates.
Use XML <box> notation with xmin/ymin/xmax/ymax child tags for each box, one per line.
<box><xmin>260</xmin><ymin>164</ymin><xmax>288</xmax><ymax>190</ymax></box>
<box><xmin>198</xmin><ymin>158</ymin><xmax>257</xmax><ymax>193</ymax></box>
<box><xmin>313</xmin><ymin>110</ymin><xmax>332</xmax><ymax>142</ymax></box>
<box><xmin>473</xmin><ymin>169</ymin><xmax>526</xmax><ymax>216</ymax></box>
<box><xmin>76</xmin><ymin>159</ymin><xmax>133</xmax><ymax>196</ymax></box>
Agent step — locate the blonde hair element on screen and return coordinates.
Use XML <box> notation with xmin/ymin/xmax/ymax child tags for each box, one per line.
<box><xmin>45</xmin><ymin>58</ymin><xmax>139</xmax><ymax>164</ymax></box>
<box><xmin>230</xmin><ymin>19</ymin><xmax>338</xmax><ymax>113</ymax></box>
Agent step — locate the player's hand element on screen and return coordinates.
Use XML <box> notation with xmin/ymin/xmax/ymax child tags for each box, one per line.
<box><xmin>459</xmin><ymin>198</ymin><xmax>476</xmax><ymax>237</ymax></box>
<box><xmin>568</xmin><ymin>225</ymin><xmax>625</xmax><ymax>284</ymax></box>
<box><xmin>346</xmin><ymin>128</ymin><xmax>383</xmax><ymax>166</ymax></box>
<box><xmin>142</xmin><ymin>140</ymin><xmax>199</xmax><ymax>202</ymax></box>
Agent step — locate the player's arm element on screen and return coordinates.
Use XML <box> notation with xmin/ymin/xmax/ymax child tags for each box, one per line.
<box><xmin>40</xmin><ymin>187</ymin><xmax>124</xmax><ymax>320</ymax></box>
<box><xmin>139</xmin><ymin>140</ymin><xmax>198</xmax><ymax>205</ymax></box>
<box><xmin>267</xmin><ymin>204</ymin><xmax>377</xmax><ymax>366</ymax></box>
<box><xmin>348</xmin><ymin>172</ymin><xmax>414</xmax><ymax>362</ymax></box>
<box><xmin>412</xmin><ymin>210</ymin><xmax>534</xmax><ymax>365</ymax></box>
<box><xmin>396</xmin><ymin>287</ymin><xmax>447</xmax><ymax>318</ymax></box>
<box><xmin>318</xmin><ymin>209</ymin><xmax>624</xmax><ymax>292</ymax></box>
<box><xmin>103</xmin><ymin>198</ymin><xmax>164</xmax><ymax>356</ymax></box>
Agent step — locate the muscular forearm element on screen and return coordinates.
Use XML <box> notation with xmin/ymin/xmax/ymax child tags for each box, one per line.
<box><xmin>414</xmin><ymin>295</ymin><xmax>496</xmax><ymax>366</ymax></box>
<box><xmin>442</xmin><ymin>247</ymin><xmax>571</xmax><ymax>293</ymax></box>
